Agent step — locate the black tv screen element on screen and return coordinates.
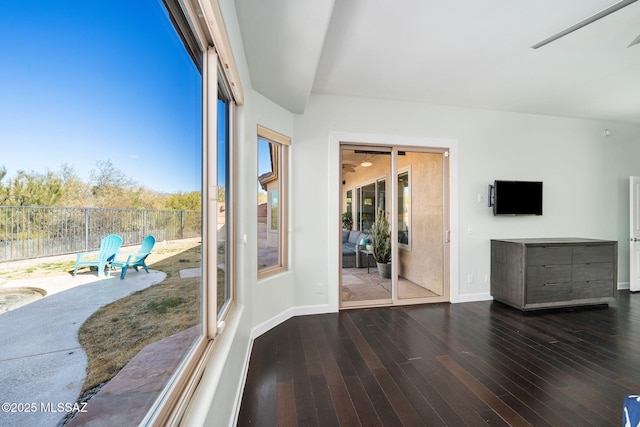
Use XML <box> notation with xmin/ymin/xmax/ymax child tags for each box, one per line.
<box><xmin>492</xmin><ymin>180</ymin><xmax>543</xmax><ymax>216</ymax></box>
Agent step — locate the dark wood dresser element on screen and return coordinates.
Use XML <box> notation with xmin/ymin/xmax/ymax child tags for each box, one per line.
<box><xmin>490</xmin><ymin>238</ymin><xmax>617</xmax><ymax>311</ymax></box>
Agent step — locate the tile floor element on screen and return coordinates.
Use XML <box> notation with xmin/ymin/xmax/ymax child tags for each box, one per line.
<box><xmin>341</xmin><ymin>267</ymin><xmax>439</xmax><ymax>302</ymax></box>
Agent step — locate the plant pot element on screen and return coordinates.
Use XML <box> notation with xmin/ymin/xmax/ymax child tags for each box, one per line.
<box><xmin>376</xmin><ymin>261</ymin><xmax>391</xmax><ymax>279</ymax></box>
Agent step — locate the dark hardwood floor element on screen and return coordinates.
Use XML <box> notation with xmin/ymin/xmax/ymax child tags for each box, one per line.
<box><xmin>238</xmin><ymin>291</ymin><xmax>640</xmax><ymax>426</ymax></box>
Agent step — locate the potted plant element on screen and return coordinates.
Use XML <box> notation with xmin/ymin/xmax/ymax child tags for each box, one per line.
<box><xmin>371</xmin><ymin>209</ymin><xmax>391</xmax><ymax>278</ymax></box>
<box><xmin>342</xmin><ymin>212</ymin><xmax>353</xmax><ymax>230</ymax></box>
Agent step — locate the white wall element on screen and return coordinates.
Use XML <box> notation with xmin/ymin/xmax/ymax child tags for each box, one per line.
<box><xmin>293</xmin><ymin>94</ymin><xmax>640</xmax><ymax>301</ymax></box>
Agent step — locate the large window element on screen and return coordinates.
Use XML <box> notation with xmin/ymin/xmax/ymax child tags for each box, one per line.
<box><xmin>156</xmin><ymin>0</ymin><xmax>242</xmax><ymax>419</ymax></box>
<box><xmin>143</xmin><ymin>1</ymin><xmax>242</xmax><ymax>422</ymax></box>
<box><xmin>257</xmin><ymin>125</ymin><xmax>289</xmax><ymax>276</ymax></box>
<box><xmin>0</xmin><ymin>0</ymin><xmax>242</xmax><ymax>425</ymax></box>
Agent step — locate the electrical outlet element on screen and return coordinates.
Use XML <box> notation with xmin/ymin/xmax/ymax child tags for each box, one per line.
<box><xmin>467</xmin><ymin>274</ymin><xmax>474</xmax><ymax>284</ymax></box>
<box><xmin>316</xmin><ymin>283</ymin><xmax>323</xmax><ymax>294</ymax></box>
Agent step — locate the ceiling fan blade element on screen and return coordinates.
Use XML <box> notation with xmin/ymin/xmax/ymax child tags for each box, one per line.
<box><xmin>629</xmin><ymin>32</ymin><xmax>640</xmax><ymax>47</ymax></box>
<box><xmin>532</xmin><ymin>0</ymin><xmax>638</xmax><ymax>49</ymax></box>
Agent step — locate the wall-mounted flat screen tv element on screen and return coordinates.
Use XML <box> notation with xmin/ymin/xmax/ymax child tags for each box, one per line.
<box><xmin>490</xmin><ymin>180</ymin><xmax>543</xmax><ymax>216</ymax></box>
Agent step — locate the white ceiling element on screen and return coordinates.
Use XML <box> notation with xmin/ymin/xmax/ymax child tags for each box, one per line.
<box><xmin>235</xmin><ymin>0</ymin><xmax>640</xmax><ymax>124</ymax></box>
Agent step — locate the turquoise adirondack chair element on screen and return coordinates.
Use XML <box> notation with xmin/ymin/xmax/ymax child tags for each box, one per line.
<box><xmin>110</xmin><ymin>235</ymin><xmax>156</xmax><ymax>280</ymax></box>
<box><xmin>73</xmin><ymin>234</ymin><xmax>123</xmax><ymax>277</ymax></box>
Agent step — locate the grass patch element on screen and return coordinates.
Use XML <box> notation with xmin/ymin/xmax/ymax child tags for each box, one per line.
<box><xmin>78</xmin><ymin>241</ymin><xmax>201</xmax><ymax>391</ymax></box>
<box><xmin>147</xmin><ymin>297</ymin><xmax>186</xmax><ymax>314</ymax></box>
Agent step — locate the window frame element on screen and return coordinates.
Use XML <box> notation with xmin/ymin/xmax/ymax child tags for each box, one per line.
<box><xmin>398</xmin><ymin>166</ymin><xmax>411</xmax><ymax>250</ymax></box>
<box><xmin>354</xmin><ymin>176</ymin><xmax>386</xmax><ymax>232</ymax></box>
<box><xmin>257</xmin><ymin>125</ymin><xmax>290</xmax><ymax>279</ymax></box>
<box><xmin>145</xmin><ymin>0</ymin><xmax>242</xmax><ymax>424</ymax></box>
<box><xmin>214</xmin><ymin>74</ymin><xmax>235</xmax><ymax>321</ymax></box>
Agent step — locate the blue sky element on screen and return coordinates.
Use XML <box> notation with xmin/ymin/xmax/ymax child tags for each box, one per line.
<box><xmin>0</xmin><ymin>0</ymin><xmax>202</xmax><ymax>193</ymax></box>
<box><xmin>257</xmin><ymin>138</ymin><xmax>274</xmax><ymax>195</ymax></box>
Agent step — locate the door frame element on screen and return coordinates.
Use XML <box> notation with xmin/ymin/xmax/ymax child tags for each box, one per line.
<box><xmin>328</xmin><ymin>131</ymin><xmax>459</xmax><ymax>312</ymax></box>
<box><xmin>630</xmin><ymin>176</ymin><xmax>640</xmax><ymax>291</ymax></box>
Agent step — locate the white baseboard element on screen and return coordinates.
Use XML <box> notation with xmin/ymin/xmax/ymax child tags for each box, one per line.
<box><xmin>618</xmin><ymin>282</ymin><xmax>630</xmax><ymax>290</ymax></box>
<box><xmin>251</xmin><ymin>304</ymin><xmax>333</xmax><ymax>339</ymax></box>
<box><xmin>250</xmin><ymin>295</ymin><xmax>498</xmax><ymax>341</ymax></box>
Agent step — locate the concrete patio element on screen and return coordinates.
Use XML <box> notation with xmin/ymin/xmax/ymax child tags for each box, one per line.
<box><xmin>0</xmin><ymin>269</ymin><xmax>165</xmax><ymax>427</ymax></box>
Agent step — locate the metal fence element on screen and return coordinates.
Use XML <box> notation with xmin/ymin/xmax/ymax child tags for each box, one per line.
<box><xmin>0</xmin><ymin>206</ymin><xmax>201</xmax><ymax>262</ymax></box>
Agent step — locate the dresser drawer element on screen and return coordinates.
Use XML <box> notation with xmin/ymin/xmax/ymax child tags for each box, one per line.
<box><xmin>526</xmin><ymin>282</ymin><xmax>573</xmax><ymax>304</ymax></box>
<box><xmin>572</xmin><ymin>263</ymin><xmax>614</xmax><ymax>282</ymax></box>
<box><xmin>573</xmin><ymin>245</ymin><xmax>615</xmax><ymax>264</ymax></box>
<box><xmin>572</xmin><ymin>281</ymin><xmax>614</xmax><ymax>299</ymax></box>
<box><xmin>527</xmin><ymin>265</ymin><xmax>572</xmax><ymax>284</ymax></box>
<box><xmin>526</xmin><ymin>246</ymin><xmax>572</xmax><ymax>266</ymax></box>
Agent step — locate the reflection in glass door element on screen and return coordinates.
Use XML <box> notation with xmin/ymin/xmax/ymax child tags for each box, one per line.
<box><xmin>340</xmin><ymin>145</ymin><xmax>449</xmax><ymax>308</ymax></box>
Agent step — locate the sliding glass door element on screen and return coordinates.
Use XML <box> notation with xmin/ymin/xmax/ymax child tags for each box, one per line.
<box><xmin>340</xmin><ymin>145</ymin><xmax>449</xmax><ymax>308</ymax></box>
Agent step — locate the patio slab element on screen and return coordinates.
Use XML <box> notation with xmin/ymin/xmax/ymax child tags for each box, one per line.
<box><xmin>0</xmin><ymin>269</ymin><xmax>165</xmax><ymax>427</ymax></box>
<box><xmin>66</xmin><ymin>326</ymin><xmax>200</xmax><ymax>426</ymax></box>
